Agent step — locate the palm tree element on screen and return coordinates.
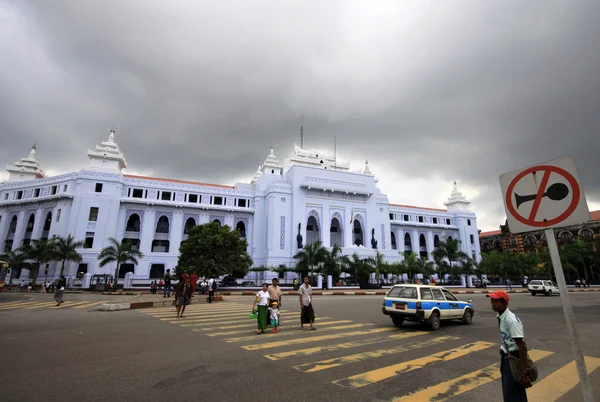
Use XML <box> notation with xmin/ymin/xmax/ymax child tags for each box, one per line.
<box><xmin>293</xmin><ymin>240</ymin><xmax>327</xmax><ymax>281</ymax></box>
<box><xmin>98</xmin><ymin>237</ymin><xmax>144</xmax><ymax>291</ymax></box>
<box><xmin>322</xmin><ymin>245</ymin><xmax>350</xmax><ymax>282</ymax></box>
<box><xmin>373</xmin><ymin>251</ymin><xmax>386</xmax><ymax>284</ymax></box>
<box><xmin>21</xmin><ymin>238</ymin><xmax>57</xmax><ymax>284</ymax></box>
<box><xmin>400</xmin><ymin>252</ymin><xmax>420</xmax><ymax>282</ymax></box>
<box><xmin>414</xmin><ymin>257</ymin><xmax>436</xmax><ymax>279</ymax></box>
<box><xmin>1</xmin><ymin>249</ymin><xmax>29</xmax><ymax>285</ymax></box>
<box><xmin>53</xmin><ymin>235</ymin><xmax>85</xmax><ymax>277</ymax></box>
<box><xmin>433</xmin><ymin>239</ymin><xmax>469</xmax><ymax>283</ymax></box>
<box><xmin>347</xmin><ymin>253</ymin><xmax>376</xmax><ymax>285</ymax></box>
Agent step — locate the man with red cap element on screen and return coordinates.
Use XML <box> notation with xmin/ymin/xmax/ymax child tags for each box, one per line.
<box><xmin>175</xmin><ymin>274</ymin><xmax>192</xmax><ymax>318</ymax></box>
<box><xmin>486</xmin><ymin>290</ymin><xmax>531</xmax><ymax>401</ymax></box>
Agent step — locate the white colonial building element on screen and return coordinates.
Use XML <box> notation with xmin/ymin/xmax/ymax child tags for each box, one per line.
<box><xmin>0</xmin><ymin>130</ymin><xmax>481</xmax><ymax>283</ymax></box>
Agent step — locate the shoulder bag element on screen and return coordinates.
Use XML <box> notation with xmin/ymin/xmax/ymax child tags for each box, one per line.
<box><xmin>502</xmin><ymin>338</ymin><xmax>538</xmax><ymax>383</ymax></box>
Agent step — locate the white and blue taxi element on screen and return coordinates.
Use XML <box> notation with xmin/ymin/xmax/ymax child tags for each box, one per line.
<box><xmin>382</xmin><ymin>284</ymin><xmax>474</xmax><ymax>331</ymax></box>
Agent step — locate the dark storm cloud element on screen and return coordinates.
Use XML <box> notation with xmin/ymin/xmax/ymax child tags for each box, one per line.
<box><xmin>1</xmin><ymin>1</ymin><xmax>599</xmax><ymax>230</ymax></box>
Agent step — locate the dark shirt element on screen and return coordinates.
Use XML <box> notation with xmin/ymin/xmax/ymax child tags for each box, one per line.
<box><xmin>175</xmin><ymin>282</ymin><xmax>192</xmax><ymax>299</ymax></box>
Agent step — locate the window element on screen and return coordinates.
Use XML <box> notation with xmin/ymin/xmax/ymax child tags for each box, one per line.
<box><xmin>0</xmin><ymin>216</ymin><xmax>2</xmax><ymax>225</ymax></box>
<box><xmin>161</xmin><ymin>191</ymin><xmax>172</xmax><ymax>201</ymax></box>
<box><xmin>51</xmin><ymin>186</ymin><xmax>57</xmax><ymax>195</ymax></box>
<box><xmin>420</xmin><ymin>288</ymin><xmax>434</xmax><ymax>300</ymax></box>
<box><xmin>63</xmin><ymin>185</ymin><xmax>68</xmax><ymax>192</ymax></box>
<box><xmin>446</xmin><ymin>218</ymin><xmax>451</xmax><ymax>225</ymax></box>
<box><xmin>389</xmin><ymin>213</ymin><xmax>394</xmax><ymax>220</ymax></box>
<box><xmin>16</xmin><ymin>191</ymin><xmax>23</xmax><ymax>200</ymax></box>
<box><xmin>95</xmin><ymin>183</ymin><xmax>103</xmax><ymax>193</ymax></box>
<box><xmin>122</xmin><ymin>238</ymin><xmax>140</xmax><ymax>251</ymax></box>
<box><xmin>151</xmin><ymin>240</ymin><xmax>170</xmax><ymax>253</ymax></box>
<box><xmin>403</xmin><ymin>215</ymin><xmax>409</xmax><ymax>222</ymax></box>
<box><xmin>386</xmin><ymin>287</ymin><xmax>404</xmax><ymax>298</ymax></box>
<box><xmin>213</xmin><ymin>196</ymin><xmax>223</xmax><ymax>205</ymax></box>
<box><xmin>156</xmin><ymin>216</ymin><xmax>169</xmax><ymax>233</ymax></box>
<box><xmin>467</xmin><ymin>219</ymin><xmax>471</xmax><ymax>226</ymax></box>
<box><xmin>43</xmin><ymin>212</ymin><xmax>52</xmax><ymax>231</ymax></box>
<box><xmin>432</xmin><ymin>288</ymin><xmax>445</xmax><ymax>301</ymax></box>
<box><xmin>25</xmin><ymin>214</ymin><xmax>35</xmax><ymax>233</ymax></box>
<box><xmin>132</xmin><ymin>189</ymin><xmax>144</xmax><ymax>198</ymax></box>
<box><xmin>4</xmin><ymin>240</ymin><xmax>13</xmax><ymax>252</ymax></box>
<box><xmin>56</xmin><ymin>209</ymin><xmax>61</xmax><ymax>222</ymax></box>
<box><xmin>4</xmin><ymin>193</ymin><xmax>8</xmax><ymax>200</ymax></box>
<box><xmin>84</xmin><ymin>232</ymin><xmax>94</xmax><ymax>248</ymax></box>
<box><xmin>470</xmin><ymin>234</ymin><xmax>474</xmax><ymax>244</ymax></box>
<box><xmin>188</xmin><ymin>194</ymin><xmax>198</xmax><ymax>203</ymax></box>
<box><xmin>149</xmin><ymin>264</ymin><xmax>165</xmax><ymax>278</ymax></box>
<box><xmin>418</xmin><ymin>216</ymin><xmax>424</xmax><ymax>223</ymax></box>
<box><xmin>441</xmin><ymin>289</ymin><xmax>458</xmax><ymax>301</ymax></box>
<box><xmin>433</xmin><ymin>217</ymin><xmax>438</xmax><ymax>224</ymax></box>
<box><xmin>78</xmin><ymin>264</ymin><xmax>88</xmax><ymax>275</ymax></box>
<box><xmin>126</xmin><ymin>214</ymin><xmax>141</xmax><ymax>232</ymax></box>
<box><xmin>237</xmin><ymin>199</ymin><xmax>247</xmax><ymax>208</ymax></box>
<box><xmin>34</xmin><ymin>189</ymin><xmax>40</xmax><ymax>197</ymax></box>
<box><xmin>88</xmin><ymin>207</ymin><xmax>99</xmax><ymax>222</ymax></box>
<box><xmin>399</xmin><ymin>287</ymin><xmax>418</xmax><ymax>299</ymax></box>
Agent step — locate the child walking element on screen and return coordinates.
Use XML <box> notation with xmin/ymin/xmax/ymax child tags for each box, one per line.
<box><xmin>269</xmin><ymin>302</ymin><xmax>280</xmax><ymax>333</ymax></box>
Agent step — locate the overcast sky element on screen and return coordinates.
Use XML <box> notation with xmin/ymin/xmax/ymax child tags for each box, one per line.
<box><xmin>1</xmin><ymin>1</ymin><xmax>599</xmax><ymax>231</ymax></box>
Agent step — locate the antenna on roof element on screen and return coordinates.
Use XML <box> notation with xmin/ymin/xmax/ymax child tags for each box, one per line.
<box><xmin>334</xmin><ymin>135</ymin><xmax>337</xmax><ymax>170</ymax></box>
<box><xmin>300</xmin><ymin>116</ymin><xmax>304</xmax><ymax>149</ymax></box>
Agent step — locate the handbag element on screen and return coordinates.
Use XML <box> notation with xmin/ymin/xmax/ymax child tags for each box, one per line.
<box><xmin>502</xmin><ymin>338</ymin><xmax>538</xmax><ymax>383</ymax></box>
<box><xmin>248</xmin><ymin>311</ymin><xmax>258</xmax><ymax>320</ymax></box>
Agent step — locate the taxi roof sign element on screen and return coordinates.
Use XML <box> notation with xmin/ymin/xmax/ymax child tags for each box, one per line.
<box><xmin>499</xmin><ymin>155</ymin><xmax>590</xmax><ymax>234</ymax></box>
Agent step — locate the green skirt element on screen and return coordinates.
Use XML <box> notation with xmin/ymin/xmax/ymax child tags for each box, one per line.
<box><xmin>257</xmin><ymin>305</ymin><xmax>268</xmax><ymax>331</ymax></box>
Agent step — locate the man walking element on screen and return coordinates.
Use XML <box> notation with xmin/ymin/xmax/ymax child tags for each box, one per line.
<box><xmin>486</xmin><ymin>290</ymin><xmax>531</xmax><ymax>401</ymax></box>
<box><xmin>207</xmin><ymin>277</ymin><xmax>216</xmax><ymax>303</ymax></box>
<box><xmin>163</xmin><ymin>269</ymin><xmax>172</xmax><ymax>298</ymax></box>
<box><xmin>174</xmin><ymin>274</ymin><xmax>192</xmax><ymax>318</ymax></box>
<box><xmin>267</xmin><ymin>278</ymin><xmax>283</xmax><ymax>327</ymax></box>
<box><xmin>54</xmin><ymin>276</ymin><xmax>66</xmax><ymax>306</ymax></box>
<box><xmin>299</xmin><ymin>276</ymin><xmax>316</xmax><ymax>330</ymax></box>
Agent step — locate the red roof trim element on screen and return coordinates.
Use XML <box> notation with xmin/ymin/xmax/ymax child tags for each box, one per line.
<box><xmin>389</xmin><ymin>203</ymin><xmax>447</xmax><ymax>212</ymax></box>
<box><xmin>123</xmin><ymin>174</ymin><xmax>233</xmax><ymax>189</ymax></box>
<box><xmin>590</xmin><ymin>210</ymin><xmax>600</xmax><ymax>221</ymax></box>
<box><xmin>479</xmin><ymin>230</ymin><xmax>502</xmax><ymax>237</ymax></box>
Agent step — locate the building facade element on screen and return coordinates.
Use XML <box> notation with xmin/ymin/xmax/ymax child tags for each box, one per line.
<box><xmin>1</xmin><ymin>130</ymin><xmax>482</xmax><ymax>282</ymax></box>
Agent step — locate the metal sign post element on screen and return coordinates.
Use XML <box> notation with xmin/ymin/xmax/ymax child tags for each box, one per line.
<box><xmin>545</xmin><ymin>228</ymin><xmax>594</xmax><ymax>401</ymax></box>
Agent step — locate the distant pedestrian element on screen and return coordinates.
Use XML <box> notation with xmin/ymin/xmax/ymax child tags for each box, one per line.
<box><xmin>207</xmin><ymin>278</ymin><xmax>216</xmax><ymax>303</ymax></box>
<box><xmin>200</xmin><ymin>279</ymin><xmax>208</xmax><ymax>295</ymax></box>
<box><xmin>54</xmin><ymin>276</ymin><xmax>66</xmax><ymax>306</ymax></box>
<box><xmin>486</xmin><ymin>290</ymin><xmax>532</xmax><ymax>401</ymax></box>
<box><xmin>175</xmin><ymin>274</ymin><xmax>192</xmax><ymax>318</ymax></box>
<box><xmin>506</xmin><ymin>279</ymin><xmax>512</xmax><ymax>290</ymax></box>
<box><xmin>252</xmin><ymin>283</ymin><xmax>270</xmax><ymax>334</ymax></box>
<box><xmin>190</xmin><ymin>273</ymin><xmax>198</xmax><ymax>301</ymax></box>
<box><xmin>269</xmin><ymin>302</ymin><xmax>280</xmax><ymax>333</ymax></box>
<box><xmin>163</xmin><ymin>269</ymin><xmax>172</xmax><ymax>298</ymax></box>
<box><xmin>299</xmin><ymin>276</ymin><xmax>316</xmax><ymax>330</ymax></box>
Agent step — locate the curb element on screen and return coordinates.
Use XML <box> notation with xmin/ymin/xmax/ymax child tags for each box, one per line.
<box><xmin>98</xmin><ymin>296</ymin><xmax>225</xmax><ymax>312</ymax></box>
<box><xmin>220</xmin><ymin>288</ymin><xmax>600</xmax><ymax>296</ymax></box>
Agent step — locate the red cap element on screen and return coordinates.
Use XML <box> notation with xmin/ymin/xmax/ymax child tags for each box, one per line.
<box><xmin>486</xmin><ymin>290</ymin><xmax>510</xmax><ymax>302</ymax></box>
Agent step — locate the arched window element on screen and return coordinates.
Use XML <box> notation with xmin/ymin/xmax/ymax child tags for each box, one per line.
<box><xmin>43</xmin><ymin>212</ymin><xmax>52</xmax><ymax>232</ymax></box>
<box><xmin>8</xmin><ymin>216</ymin><xmax>18</xmax><ymax>234</ymax></box>
<box><xmin>184</xmin><ymin>217</ymin><xmax>196</xmax><ymax>234</ymax></box>
<box><xmin>213</xmin><ymin>219</ymin><xmax>222</xmax><ymax>227</ymax></box>
<box><xmin>558</xmin><ymin>231</ymin><xmax>573</xmax><ymax>244</ymax></box>
<box><xmin>307</xmin><ymin>215</ymin><xmax>320</xmax><ymax>245</ymax></box>
<box><xmin>390</xmin><ymin>232</ymin><xmax>397</xmax><ymax>250</ymax></box>
<box><xmin>482</xmin><ymin>241</ymin><xmax>492</xmax><ymax>252</ymax></box>
<box><xmin>578</xmin><ymin>228</ymin><xmax>594</xmax><ymax>242</ymax></box>
<box><xmin>149</xmin><ymin>264</ymin><xmax>165</xmax><ymax>279</ymax></box>
<box><xmin>25</xmin><ymin>214</ymin><xmax>35</xmax><ymax>233</ymax></box>
<box><xmin>156</xmin><ymin>216</ymin><xmax>169</xmax><ymax>233</ymax></box>
<box><xmin>353</xmin><ymin>219</ymin><xmax>363</xmax><ymax>246</ymax></box>
<box><xmin>236</xmin><ymin>221</ymin><xmax>246</xmax><ymax>238</ymax></box>
<box><xmin>126</xmin><ymin>214</ymin><xmax>141</xmax><ymax>232</ymax></box>
<box><xmin>419</xmin><ymin>234</ymin><xmax>426</xmax><ymax>248</ymax></box>
<box><xmin>493</xmin><ymin>239</ymin><xmax>503</xmax><ymax>251</ymax></box>
<box><xmin>523</xmin><ymin>235</ymin><xmax>536</xmax><ymax>247</ymax></box>
<box><xmin>434</xmin><ymin>235</ymin><xmax>440</xmax><ymax>247</ymax></box>
<box><xmin>447</xmin><ymin>235</ymin><xmax>453</xmax><ymax>242</ymax></box>
<box><xmin>330</xmin><ymin>217</ymin><xmax>342</xmax><ymax>247</ymax></box>
<box><xmin>404</xmin><ymin>233</ymin><xmax>412</xmax><ymax>251</ymax></box>
<box><xmin>118</xmin><ymin>264</ymin><xmax>135</xmax><ymax>278</ymax></box>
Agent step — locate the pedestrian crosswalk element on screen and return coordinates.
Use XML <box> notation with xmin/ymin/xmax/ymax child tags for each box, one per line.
<box><xmin>139</xmin><ymin>301</ymin><xmax>600</xmax><ymax>401</ymax></box>
<box><xmin>0</xmin><ymin>300</ymin><xmax>108</xmax><ymax>311</ymax></box>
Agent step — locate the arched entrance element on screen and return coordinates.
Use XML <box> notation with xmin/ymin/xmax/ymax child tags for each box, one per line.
<box><xmin>126</xmin><ymin>214</ymin><xmax>141</xmax><ymax>232</ymax></box>
<box><xmin>353</xmin><ymin>219</ymin><xmax>364</xmax><ymax>246</ymax></box>
<box><xmin>391</xmin><ymin>232</ymin><xmax>397</xmax><ymax>250</ymax></box>
<box><xmin>306</xmin><ymin>216</ymin><xmax>320</xmax><ymax>245</ymax></box>
<box><xmin>330</xmin><ymin>217</ymin><xmax>342</xmax><ymax>247</ymax></box>
<box><xmin>184</xmin><ymin>217</ymin><xmax>196</xmax><ymax>234</ymax></box>
<box><xmin>404</xmin><ymin>233</ymin><xmax>412</xmax><ymax>252</ymax></box>
<box><xmin>236</xmin><ymin>221</ymin><xmax>246</xmax><ymax>238</ymax></box>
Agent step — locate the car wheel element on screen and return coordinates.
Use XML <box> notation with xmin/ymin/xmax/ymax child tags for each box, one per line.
<box><xmin>429</xmin><ymin>312</ymin><xmax>441</xmax><ymax>331</ymax></box>
<box><xmin>530</xmin><ymin>292</ymin><xmax>536</xmax><ymax>296</ymax></box>
<box><xmin>461</xmin><ymin>309</ymin><xmax>473</xmax><ymax>325</ymax></box>
<box><xmin>392</xmin><ymin>317</ymin><xmax>404</xmax><ymax>328</ymax></box>
<box><xmin>547</xmin><ymin>289</ymin><xmax>552</xmax><ymax>296</ymax></box>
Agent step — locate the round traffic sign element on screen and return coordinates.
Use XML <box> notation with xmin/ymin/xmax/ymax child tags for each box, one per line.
<box><xmin>505</xmin><ymin>165</ymin><xmax>580</xmax><ymax>227</ymax></box>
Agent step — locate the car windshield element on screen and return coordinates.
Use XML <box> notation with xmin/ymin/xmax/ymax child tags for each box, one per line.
<box><xmin>529</xmin><ymin>280</ymin><xmax>543</xmax><ymax>285</ymax></box>
<box><xmin>387</xmin><ymin>286</ymin><xmax>418</xmax><ymax>299</ymax></box>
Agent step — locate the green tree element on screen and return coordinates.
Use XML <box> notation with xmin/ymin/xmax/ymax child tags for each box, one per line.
<box><xmin>346</xmin><ymin>253</ymin><xmax>376</xmax><ymax>284</ymax></box>
<box><xmin>53</xmin><ymin>235</ymin><xmax>85</xmax><ymax>277</ymax></box>
<box><xmin>561</xmin><ymin>240</ymin><xmax>594</xmax><ymax>280</ymax></box>
<box><xmin>98</xmin><ymin>237</ymin><xmax>144</xmax><ymax>291</ymax></box>
<box><xmin>480</xmin><ymin>251</ymin><xmax>506</xmax><ymax>284</ymax></box>
<box><xmin>432</xmin><ymin>239</ymin><xmax>469</xmax><ymax>281</ymax></box>
<box><xmin>178</xmin><ymin>222</ymin><xmax>252</xmax><ymax>278</ymax></box>
<box><xmin>293</xmin><ymin>240</ymin><xmax>328</xmax><ymax>280</ymax></box>
<box><xmin>272</xmin><ymin>265</ymin><xmax>294</xmax><ymax>283</ymax></box>
<box><xmin>0</xmin><ymin>249</ymin><xmax>30</xmax><ymax>285</ymax></box>
<box><xmin>321</xmin><ymin>244</ymin><xmax>350</xmax><ymax>281</ymax></box>
<box><xmin>400</xmin><ymin>252</ymin><xmax>421</xmax><ymax>282</ymax></box>
<box><xmin>250</xmin><ymin>265</ymin><xmax>269</xmax><ymax>284</ymax></box>
<box><xmin>21</xmin><ymin>238</ymin><xmax>57</xmax><ymax>284</ymax></box>
<box><xmin>373</xmin><ymin>251</ymin><xmax>387</xmax><ymax>284</ymax></box>
<box><xmin>414</xmin><ymin>257</ymin><xmax>436</xmax><ymax>279</ymax></box>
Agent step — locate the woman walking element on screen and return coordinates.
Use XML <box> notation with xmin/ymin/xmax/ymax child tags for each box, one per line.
<box><xmin>175</xmin><ymin>274</ymin><xmax>192</xmax><ymax>318</ymax></box>
<box><xmin>253</xmin><ymin>283</ymin><xmax>270</xmax><ymax>334</ymax></box>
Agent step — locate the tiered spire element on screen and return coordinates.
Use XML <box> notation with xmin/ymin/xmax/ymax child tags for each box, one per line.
<box><xmin>261</xmin><ymin>147</ymin><xmax>282</xmax><ymax>175</ymax></box>
<box><xmin>87</xmin><ymin>128</ymin><xmax>127</xmax><ymax>172</ymax></box>
<box><xmin>444</xmin><ymin>180</ymin><xmax>471</xmax><ymax>211</ymax></box>
<box><xmin>6</xmin><ymin>142</ymin><xmax>46</xmax><ymax>182</ymax></box>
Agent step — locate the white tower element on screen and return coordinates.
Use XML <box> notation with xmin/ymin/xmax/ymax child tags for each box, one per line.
<box><xmin>6</xmin><ymin>143</ymin><xmax>46</xmax><ymax>182</ymax></box>
<box><xmin>444</xmin><ymin>181</ymin><xmax>471</xmax><ymax>212</ymax></box>
<box><xmin>261</xmin><ymin>147</ymin><xmax>282</xmax><ymax>176</ymax></box>
<box><xmin>87</xmin><ymin>128</ymin><xmax>127</xmax><ymax>172</ymax></box>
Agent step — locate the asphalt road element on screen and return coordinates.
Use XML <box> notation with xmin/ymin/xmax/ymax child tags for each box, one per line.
<box><xmin>1</xmin><ymin>291</ymin><xmax>599</xmax><ymax>402</ymax></box>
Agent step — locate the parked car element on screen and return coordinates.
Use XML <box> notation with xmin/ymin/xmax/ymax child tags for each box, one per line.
<box><xmin>241</xmin><ymin>281</ymin><xmax>256</xmax><ymax>287</ymax></box>
<box><xmin>219</xmin><ymin>276</ymin><xmax>238</xmax><ymax>287</ymax></box>
<box><xmin>382</xmin><ymin>284</ymin><xmax>474</xmax><ymax>331</ymax></box>
<box><xmin>528</xmin><ymin>280</ymin><xmax>559</xmax><ymax>296</ymax></box>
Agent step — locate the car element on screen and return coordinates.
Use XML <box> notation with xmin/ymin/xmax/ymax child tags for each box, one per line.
<box><xmin>528</xmin><ymin>280</ymin><xmax>559</xmax><ymax>296</ymax></box>
<box><xmin>382</xmin><ymin>284</ymin><xmax>474</xmax><ymax>331</ymax></box>
<box><xmin>241</xmin><ymin>281</ymin><xmax>256</xmax><ymax>287</ymax></box>
<box><xmin>219</xmin><ymin>276</ymin><xmax>238</xmax><ymax>287</ymax></box>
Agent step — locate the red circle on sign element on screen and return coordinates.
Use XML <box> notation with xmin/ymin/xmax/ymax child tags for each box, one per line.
<box><xmin>505</xmin><ymin>165</ymin><xmax>580</xmax><ymax>227</ymax></box>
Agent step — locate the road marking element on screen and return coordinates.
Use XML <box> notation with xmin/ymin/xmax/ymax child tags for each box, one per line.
<box><xmin>205</xmin><ymin>320</ymin><xmax>354</xmax><ymax>337</ymax></box>
<box><xmin>332</xmin><ymin>341</ymin><xmax>496</xmax><ymax>389</ymax></box>
<box><xmin>264</xmin><ymin>331</ymin><xmax>429</xmax><ymax>361</ymax></box>
<box><xmin>293</xmin><ymin>335</ymin><xmax>459</xmax><ymax>373</ymax></box>
<box><xmin>154</xmin><ymin>309</ymin><xmax>292</xmax><ymax>319</ymax></box>
<box><xmin>73</xmin><ymin>300</ymin><xmax>110</xmax><ymax>309</ymax></box>
<box><xmin>21</xmin><ymin>302</ymin><xmax>58</xmax><ymax>310</ymax></box>
<box><xmin>195</xmin><ymin>317</ymin><xmax>333</xmax><ymax>331</ymax></box>
<box><xmin>50</xmin><ymin>301</ymin><xmax>92</xmax><ymax>309</ymax></box>
<box><xmin>527</xmin><ymin>356</ymin><xmax>600</xmax><ymax>401</ymax></box>
<box><xmin>0</xmin><ymin>301</ymin><xmax>42</xmax><ymax>309</ymax></box>
<box><xmin>241</xmin><ymin>327</ymin><xmax>396</xmax><ymax>351</ymax></box>
<box><xmin>144</xmin><ymin>306</ymin><xmax>251</xmax><ymax>316</ymax></box>
<box><xmin>224</xmin><ymin>323</ymin><xmax>373</xmax><ymax>343</ymax></box>
<box><xmin>161</xmin><ymin>311</ymin><xmax>283</xmax><ymax>322</ymax></box>
<box><xmin>391</xmin><ymin>350</ymin><xmax>554</xmax><ymax>401</ymax></box>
